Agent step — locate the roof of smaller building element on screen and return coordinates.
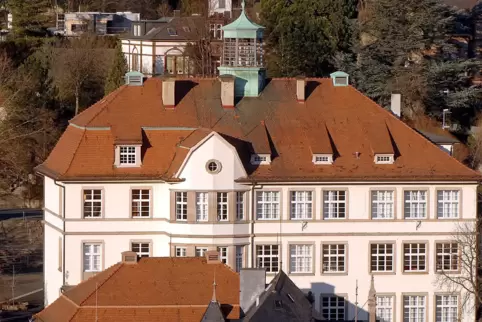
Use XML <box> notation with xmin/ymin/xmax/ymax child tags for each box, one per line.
<box><xmin>35</xmin><ymin>257</ymin><xmax>240</xmax><ymax>322</ymax></box>
<box><xmin>243</xmin><ymin>270</ymin><xmax>316</xmax><ymax>322</ymax></box>
<box><xmin>127</xmin><ymin>16</ymin><xmax>206</xmax><ymax>41</ymax></box>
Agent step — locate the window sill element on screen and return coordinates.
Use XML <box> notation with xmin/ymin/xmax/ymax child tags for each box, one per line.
<box><xmin>435</xmin><ymin>270</ymin><xmax>460</xmax><ymax>275</ymax></box>
<box><xmin>290</xmin><ymin>218</ymin><xmax>314</xmax><ymax>221</ymax></box>
<box><xmin>131</xmin><ymin>216</ymin><xmax>151</xmax><ymax>219</ymax></box>
<box><xmin>436</xmin><ymin>217</ymin><xmax>460</xmax><ymax>220</ymax></box>
<box><xmin>255</xmin><ymin>218</ymin><xmax>281</xmax><ymax>221</ymax></box>
<box><xmin>321</xmin><ymin>271</ymin><xmax>348</xmax><ymax>276</ymax></box>
<box><xmin>402</xmin><ymin>271</ymin><xmax>429</xmax><ymax>275</ymax></box>
<box><xmin>370</xmin><ymin>271</ymin><xmax>396</xmax><ymax>275</ymax></box>
<box><xmin>322</xmin><ymin>218</ymin><xmax>348</xmax><ymax>221</ymax></box>
<box><xmin>83</xmin><ymin>217</ymin><xmax>103</xmax><ymax>219</ymax></box>
<box><xmin>115</xmin><ymin>164</ymin><xmax>141</xmax><ymax>168</ymax></box>
<box><xmin>288</xmin><ymin>272</ymin><xmax>315</xmax><ymax>277</ymax></box>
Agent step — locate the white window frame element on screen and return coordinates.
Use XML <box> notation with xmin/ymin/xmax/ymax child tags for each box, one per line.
<box><xmin>256</xmin><ymin>244</ymin><xmax>279</xmax><ymax>273</ymax></box>
<box><xmin>235</xmin><ymin>245</ymin><xmax>244</xmax><ymax>272</ymax></box>
<box><xmin>217</xmin><ymin>246</ymin><xmax>228</xmax><ymax>264</ymax></box>
<box><xmin>403</xmin><ymin>243</ymin><xmax>427</xmax><ymax>272</ymax></box>
<box><xmin>131</xmin><ymin>189</ymin><xmax>150</xmax><ymax>217</ymax></box>
<box><xmin>256</xmin><ymin>191</ymin><xmax>280</xmax><ymax>220</ymax></box>
<box><xmin>196</xmin><ymin>192</ymin><xmax>208</xmax><ymax>221</ymax></box>
<box><xmin>404</xmin><ymin>191</ymin><xmax>427</xmax><ymax>219</ymax></box>
<box><xmin>83</xmin><ymin>243</ymin><xmax>102</xmax><ymax>272</ymax></box>
<box><xmin>312</xmin><ymin>154</ymin><xmax>333</xmax><ymax>165</ymax></box>
<box><xmin>236</xmin><ymin>191</ymin><xmax>245</xmax><ymax>220</ymax></box>
<box><xmin>83</xmin><ymin>189</ymin><xmax>102</xmax><ymax>218</ymax></box>
<box><xmin>322</xmin><ymin>244</ymin><xmax>346</xmax><ymax>273</ymax></box>
<box><xmin>131</xmin><ymin>242</ymin><xmax>150</xmax><ymax>258</ymax></box>
<box><xmin>175</xmin><ymin>192</ymin><xmax>187</xmax><ymax>221</ymax></box>
<box><xmin>371</xmin><ymin>190</ymin><xmax>394</xmax><ymax>219</ymax></box>
<box><xmin>320</xmin><ymin>295</ymin><xmax>346</xmax><ymax>321</ymax></box>
<box><xmin>370</xmin><ymin>243</ymin><xmax>394</xmax><ymax>272</ymax></box>
<box><xmin>118</xmin><ymin>145</ymin><xmax>138</xmax><ymax>167</ymax></box>
<box><xmin>323</xmin><ymin>190</ymin><xmax>346</xmax><ymax>219</ymax></box>
<box><xmin>133</xmin><ymin>24</ymin><xmax>140</xmax><ymax>36</ymax></box>
<box><xmin>195</xmin><ymin>247</ymin><xmax>208</xmax><ymax>257</ymax></box>
<box><xmin>437</xmin><ymin>190</ymin><xmax>459</xmax><ymax>219</ymax></box>
<box><xmin>403</xmin><ymin>295</ymin><xmax>426</xmax><ymax>322</ymax></box>
<box><xmin>175</xmin><ymin>246</ymin><xmax>186</xmax><ymax>257</ymax></box>
<box><xmin>377</xmin><ymin>295</ymin><xmax>394</xmax><ymax>322</ymax></box>
<box><xmin>217</xmin><ymin>192</ymin><xmax>228</xmax><ymax>221</ymax></box>
<box><xmin>436</xmin><ymin>242</ymin><xmax>459</xmax><ymax>272</ymax></box>
<box><xmin>290</xmin><ymin>191</ymin><xmax>313</xmax><ymax>220</ymax></box>
<box><xmin>375</xmin><ymin>154</ymin><xmax>394</xmax><ymax>164</ymax></box>
<box><xmin>435</xmin><ymin>295</ymin><xmax>458</xmax><ymax>322</ymax></box>
<box><xmin>250</xmin><ymin>153</ymin><xmax>271</xmax><ymax>165</ymax></box>
<box><xmin>289</xmin><ymin>244</ymin><xmax>313</xmax><ymax>274</ymax></box>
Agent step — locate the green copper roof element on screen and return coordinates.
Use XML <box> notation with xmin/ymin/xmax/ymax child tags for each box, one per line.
<box><xmin>222</xmin><ymin>0</ymin><xmax>264</xmax><ymax>38</ymax></box>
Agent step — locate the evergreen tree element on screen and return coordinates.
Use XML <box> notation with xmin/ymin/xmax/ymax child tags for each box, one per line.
<box><xmin>105</xmin><ymin>42</ymin><xmax>128</xmax><ymax>95</ymax></box>
<box><xmin>260</xmin><ymin>0</ymin><xmax>356</xmax><ymax>77</ymax></box>
<box><xmin>9</xmin><ymin>0</ymin><xmax>51</xmax><ymax>36</ymax></box>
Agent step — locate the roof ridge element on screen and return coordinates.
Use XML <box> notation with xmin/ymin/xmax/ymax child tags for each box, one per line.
<box><xmin>62</xmin><ymin>126</ymin><xmax>86</xmax><ymax>177</ymax></box>
<box><xmin>78</xmin><ymin>262</ymin><xmax>125</xmax><ymax>306</ymax></box>
<box><xmin>349</xmin><ymin>85</ymin><xmax>482</xmax><ymax>178</ymax></box>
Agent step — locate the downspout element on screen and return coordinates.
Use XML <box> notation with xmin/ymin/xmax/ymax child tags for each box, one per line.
<box><xmin>249</xmin><ymin>181</ymin><xmax>256</xmax><ymax>268</ymax></box>
<box><xmin>54</xmin><ymin>180</ymin><xmax>66</xmax><ymax>287</ymax></box>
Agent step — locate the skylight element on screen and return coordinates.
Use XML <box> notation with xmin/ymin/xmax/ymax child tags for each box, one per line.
<box><xmin>167</xmin><ymin>27</ymin><xmax>177</xmax><ymax>36</ymax></box>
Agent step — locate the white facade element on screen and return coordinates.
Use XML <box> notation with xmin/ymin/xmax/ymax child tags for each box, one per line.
<box><xmin>43</xmin><ymin>131</ymin><xmax>478</xmax><ymax>322</ymax></box>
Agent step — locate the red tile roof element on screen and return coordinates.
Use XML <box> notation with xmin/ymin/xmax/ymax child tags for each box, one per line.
<box><xmin>36</xmin><ymin>77</ymin><xmax>481</xmax><ymax>182</ymax></box>
<box><xmin>35</xmin><ymin>257</ymin><xmax>240</xmax><ymax>322</ymax></box>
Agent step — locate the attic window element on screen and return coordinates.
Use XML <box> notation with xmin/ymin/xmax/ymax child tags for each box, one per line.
<box><xmin>250</xmin><ymin>154</ymin><xmax>271</xmax><ymax>165</ymax></box>
<box><xmin>312</xmin><ymin>154</ymin><xmax>333</xmax><ymax>165</ymax></box>
<box><xmin>375</xmin><ymin>154</ymin><xmax>394</xmax><ymax>164</ymax></box>
<box><xmin>334</xmin><ymin>77</ymin><xmax>348</xmax><ymax>86</ymax></box>
<box><xmin>183</xmin><ymin>26</ymin><xmax>190</xmax><ymax>32</ymax></box>
<box><xmin>125</xmin><ymin>71</ymin><xmax>144</xmax><ymax>86</ymax></box>
<box><xmin>115</xmin><ymin>145</ymin><xmax>141</xmax><ymax>167</ymax></box>
<box><xmin>133</xmin><ymin>24</ymin><xmax>141</xmax><ymax>36</ymax></box>
<box><xmin>167</xmin><ymin>28</ymin><xmax>177</xmax><ymax>36</ymax></box>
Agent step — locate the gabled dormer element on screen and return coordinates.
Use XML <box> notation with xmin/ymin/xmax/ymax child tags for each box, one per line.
<box><xmin>113</xmin><ymin>126</ymin><xmax>143</xmax><ymax>168</ymax></box>
<box><xmin>367</xmin><ymin>122</ymin><xmax>396</xmax><ymax>165</ymax></box>
<box><xmin>330</xmin><ymin>71</ymin><xmax>349</xmax><ymax>87</ymax></box>
<box><xmin>248</xmin><ymin>121</ymin><xmax>272</xmax><ymax>165</ymax></box>
<box><xmin>309</xmin><ymin>123</ymin><xmax>334</xmax><ymax>165</ymax></box>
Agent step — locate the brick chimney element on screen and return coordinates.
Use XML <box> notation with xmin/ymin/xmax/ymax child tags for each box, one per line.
<box><xmin>162</xmin><ymin>77</ymin><xmax>175</xmax><ymax>108</ymax></box>
<box><xmin>219</xmin><ymin>75</ymin><xmax>235</xmax><ymax>108</ymax></box>
<box><xmin>205</xmin><ymin>250</ymin><xmax>221</xmax><ymax>264</ymax></box>
<box><xmin>121</xmin><ymin>251</ymin><xmax>138</xmax><ymax>264</ymax></box>
<box><xmin>296</xmin><ymin>76</ymin><xmax>305</xmax><ymax>102</ymax></box>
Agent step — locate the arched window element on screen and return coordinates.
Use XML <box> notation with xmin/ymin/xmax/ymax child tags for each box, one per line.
<box><xmin>131</xmin><ymin>47</ymin><xmax>139</xmax><ymax>72</ymax></box>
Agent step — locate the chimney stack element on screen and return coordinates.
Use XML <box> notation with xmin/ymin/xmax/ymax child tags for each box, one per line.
<box><xmin>121</xmin><ymin>251</ymin><xmax>138</xmax><ymax>264</ymax></box>
<box><xmin>219</xmin><ymin>75</ymin><xmax>235</xmax><ymax>108</ymax></box>
<box><xmin>162</xmin><ymin>77</ymin><xmax>175</xmax><ymax>108</ymax></box>
<box><xmin>240</xmin><ymin>268</ymin><xmax>266</xmax><ymax>314</ymax></box>
<box><xmin>296</xmin><ymin>76</ymin><xmax>306</xmax><ymax>102</ymax></box>
<box><xmin>391</xmin><ymin>93</ymin><xmax>401</xmax><ymax>117</ymax></box>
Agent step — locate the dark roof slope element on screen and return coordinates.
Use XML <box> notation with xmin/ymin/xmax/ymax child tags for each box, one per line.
<box><xmin>201</xmin><ymin>301</ymin><xmax>226</xmax><ymax>322</ymax></box>
<box><xmin>243</xmin><ymin>270</ymin><xmax>315</xmax><ymax>322</ymax></box>
<box><xmin>128</xmin><ymin>16</ymin><xmax>206</xmax><ymax>41</ymax></box>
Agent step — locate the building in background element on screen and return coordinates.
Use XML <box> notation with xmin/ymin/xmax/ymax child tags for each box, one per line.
<box><xmin>57</xmin><ymin>11</ymin><xmax>140</xmax><ymax>36</ymax></box>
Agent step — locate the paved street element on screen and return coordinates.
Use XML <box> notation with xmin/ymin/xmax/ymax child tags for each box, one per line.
<box><xmin>0</xmin><ymin>210</ymin><xmax>42</xmax><ymax>222</ymax></box>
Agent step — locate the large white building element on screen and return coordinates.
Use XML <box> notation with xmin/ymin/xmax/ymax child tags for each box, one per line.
<box><xmin>37</xmin><ymin>6</ymin><xmax>481</xmax><ymax>322</ymax></box>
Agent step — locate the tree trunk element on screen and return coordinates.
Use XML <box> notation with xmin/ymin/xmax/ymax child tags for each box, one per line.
<box><xmin>75</xmin><ymin>88</ymin><xmax>80</xmax><ymax>115</ymax></box>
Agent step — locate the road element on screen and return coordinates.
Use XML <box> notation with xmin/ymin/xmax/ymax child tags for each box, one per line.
<box><xmin>0</xmin><ymin>210</ymin><xmax>42</xmax><ymax>222</ymax></box>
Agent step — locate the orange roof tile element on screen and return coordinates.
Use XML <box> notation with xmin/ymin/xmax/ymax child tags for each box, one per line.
<box><xmin>35</xmin><ymin>257</ymin><xmax>240</xmax><ymax>322</ymax></box>
<box><xmin>36</xmin><ymin>77</ymin><xmax>481</xmax><ymax>182</ymax></box>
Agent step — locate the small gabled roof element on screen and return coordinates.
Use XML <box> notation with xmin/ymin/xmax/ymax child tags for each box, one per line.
<box><xmin>307</xmin><ymin>123</ymin><xmax>333</xmax><ymax>155</ymax></box>
<box><xmin>201</xmin><ymin>301</ymin><xmax>226</xmax><ymax>322</ymax></box>
<box><xmin>243</xmin><ymin>270</ymin><xmax>315</xmax><ymax>322</ymax></box>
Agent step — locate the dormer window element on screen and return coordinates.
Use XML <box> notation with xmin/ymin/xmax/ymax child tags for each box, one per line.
<box><xmin>313</xmin><ymin>154</ymin><xmax>333</xmax><ymax>165</ymax></box>
<box><xmin>251</xmin><ymin>154</ymin><xmax>271</xmax><ymax>165</ymax></box>
<box><xmin>115</xmin><ymin>145</ymin><xmax>141</xmax><ymax>167</ymax></box>
<box><xmin>375</xmin><ymin>154</ymin><xmax>394</xmax><ymax>164</ymax></box>
<box><xmin>330</xmin><ymin>71</ymin><xmax>349</xmax><ymax>87</ymax></box>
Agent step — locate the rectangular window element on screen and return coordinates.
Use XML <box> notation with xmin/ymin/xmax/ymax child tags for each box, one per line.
<box><xmin>323</xmin><ymin>191</ymin><xmax>346</xmax><ymax>219</ymax></box>
<box><xmin>83</xmin><ymin>189</ymin><xmax>102</xmax><ymax>218</ymax></box>
<box><xmin>131</xmin><ymin>189</ymin><xmax>150</xmax><ymax>217</ymax></box>
<box><xmin>218</xmin><ymin>0</ymin><xmax>226</xmax><ymax>9</ymax></box>
<box><xmin>175</xmin><ymin>246</ymin><xmax>186</xmax><ymax>257</ymax></box>
<box><xmin>83</xmin><ymin>243</ymin><xmax>101</xmax><ymax>272</ymax></box>
<box><xmin>322</xmin><ymin>244</ymin><xmax>346</xmax><ymax>273</ymax></box>
<box><xmin>217</xmin><ymin>246</ymin><xmax>228</xmax><ymax>264</ymax></box>
<box><xmin>131</xmin><ymin>242</ymin><xmax>150</xmax><ymax>258</ymax></box>
<box><xmin>236</xmin><ymin>245</ymin><xmax>244</xmax><ymax>272</ymax></box>
<box><xmin>119</xmin><ymin>146</ymin><xmax>136</xmax><ymax>165</ymax></box>
<box><xmin>435</xmin><ymin>295</ymin><xmax>458</xmax><ymax>322</ymax></box>
<box><xmin>377</xmin><ymin>296</ymin><xmax>394</xmax><ymax>322</ymax></box>
<box><xmin>236</xmin><ymin>192</ymin><xmax>245</xmax><ymax>220</ymax></box>
<box><xmin>403</xmin><ymin>295</ymin><xmax>426</xmax><ymax>322</ymax></box>
<box><xmin>289</xmin><ymin>244</ymin><xmax>313</xmax><ymax>273</ymax></box>
<box><xmin>371</xmin><ymin>190</ymin><xmax>394</xmax><ymax>219</ymax></box>
<box><xmin>321</xmin><ymin>295</ymin><xmax>345</xmax><ymax>321</ymax></box>
<box><xmin>256</xmin><ymin>245</ymin><xmax>279</xmax><ymax>273</ymax></box>
<box><xmin>196</xmin><ymin>192</ymin><xmax>208</xmax><ymax>221</ymax></box>
<box><xmin>217</xmin><ymin>192</ymin><xmax>228</xmax><ymax>221</ymax></box>
<box><xmin>133</xmin><ymin>24</ymin><xmax>140</xmax><ymax>36</ymax></box>
<box><xmin>195</xmin><ymin>247</ymin><xmax>208</xmax><ymax>257</ymax></box>
<box><xmin>290</xmin><ymin>191</ymin><xmax>313</xmax><ymax>220</ymax></box>
<box><xmin>403</xmin><ymin>243</ymin><xmax>427</xmax><ymax>272</ymax></box>
<box><xmin>436</xmin><ymin>242</ymin><xmax>459</xmax><ymax>272</ymax></box>
<box><xmin>370</xmin><ymin>243</ymin><xmax>394</xmax><ymax>272</ymax></box>
<box><xmin>404</xmin><ymin>191</ymin><xmax>427</xmax><ymax>219</ymax></box>
<box><xmin>256</xmin><ymin>191</ymin><xmax>280</xmax><ymax>220</ymax></box>
<box><xmin>175</xmin><ymin>192</ymin><xmax>187</xmax><ymax>221</ymax></box>
<box><xmin>437</xmin><ymin>190</ymin><xmax>459</xmax><ymax>219</ymax></box>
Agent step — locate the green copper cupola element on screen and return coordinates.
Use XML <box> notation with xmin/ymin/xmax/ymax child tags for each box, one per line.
<box><xmin>218</xmin><ymin>0</ymin><xmax>265</xmax><ymax>97</ymax></box>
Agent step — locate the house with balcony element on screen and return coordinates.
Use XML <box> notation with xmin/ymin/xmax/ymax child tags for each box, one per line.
<box><xmin>37</xmin><ymin>3</ymin><xmax>481</xmax><ymax>322</ymax></box>
<box><xmin>58</xmin><ymin>11</ymin><xmax>140</xmax><ymax>36</ymax></box>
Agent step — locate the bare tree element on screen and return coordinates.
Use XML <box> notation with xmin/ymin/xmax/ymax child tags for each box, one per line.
<box><xmin>435</xmin><ymin>221</ymin><xmax>481</xmax><ymax>317</ymax></box>
<box><xmin>156</xmin><ymin>0</ymin><xmax>172</xmax><ymax>17</ymax></box>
